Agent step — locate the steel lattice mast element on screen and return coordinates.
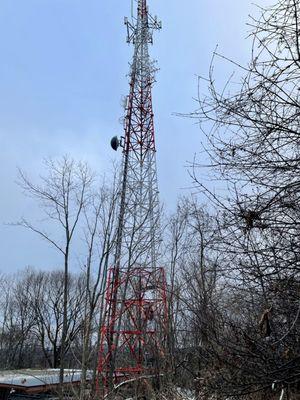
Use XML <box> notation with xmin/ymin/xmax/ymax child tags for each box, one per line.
<box><xmin>116</xmin><ymin>0</ymin><xmax>161</xmax><ymax>270</ymax></box>
<box><xmin>97</xmin><ymin>0</ymin><xmax>168</xmax><ymax>395</ymax></box>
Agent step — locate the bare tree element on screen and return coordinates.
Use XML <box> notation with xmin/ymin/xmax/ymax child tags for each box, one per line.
<box><xmin>0</xmin><ymin>270</ymin><xmax>39</xmax><ymax>368</ymax></box>
<box><xmin>79</xmin><ymin>173</ymin><xmax>118</xmax><ymax>399</ymax></box>
<box><xmin>16</xmin><ymin>156</ymin><xmax>94</xmax><ymax>394</ymax></box>
<box><xmin>165</xmin><ymin>197</ymin><xmax>223</xmax><ymax>396</ymax></box>
<box><xmin>188</xmin><ymin>0</ymin><xmax>300</xmax><ymax>397</ymax></box>
<box><xmin>24</xmin><ymin>269</ymin><xmax>86</xmax><ymax>369</ymax></box>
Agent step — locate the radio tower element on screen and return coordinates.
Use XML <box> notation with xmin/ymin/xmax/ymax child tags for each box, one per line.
<box><xmin>97</xmin><ymin>0</ymin><xmax>168</xmax><ymax>395</ymax></box>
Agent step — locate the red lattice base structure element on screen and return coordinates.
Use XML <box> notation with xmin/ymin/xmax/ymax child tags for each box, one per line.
<box><xmin>97</xmin><ymin>266</ymin><xmax>168</xmax><ymax>395</ymax></box>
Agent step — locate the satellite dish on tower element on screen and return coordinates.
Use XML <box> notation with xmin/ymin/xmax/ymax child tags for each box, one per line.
<box><xmin>111</xmin><ymin>136</ymin><xmax>120</xmax><ymax>151</ymax></box>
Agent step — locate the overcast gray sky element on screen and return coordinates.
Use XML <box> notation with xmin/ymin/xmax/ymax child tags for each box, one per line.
<box><xmin>0</xmin><ymin>0</ymin><xmax>273</xmax><ymax>272</ymax></box>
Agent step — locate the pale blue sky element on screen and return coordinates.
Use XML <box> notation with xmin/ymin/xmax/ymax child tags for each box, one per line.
<box><xmin>0</xmin><ymin>0</ymin><xmax>273</xmax><ymax>272</ymax></box>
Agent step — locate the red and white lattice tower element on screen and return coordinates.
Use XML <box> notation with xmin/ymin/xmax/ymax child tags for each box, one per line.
<box><xmin>97</xmin><ymin>0</ymin><xmax>168</xmax><ymax>394</ymax></box>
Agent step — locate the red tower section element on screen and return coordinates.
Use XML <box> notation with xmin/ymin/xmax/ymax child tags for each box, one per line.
<box><xmin>98</xmin><ymin>267</ymin><xmax>168</xmax><ymax>387</ymax></box>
